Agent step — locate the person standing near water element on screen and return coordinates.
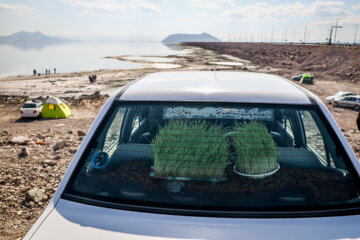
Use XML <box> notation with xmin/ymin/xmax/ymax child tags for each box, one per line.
<box><xmin>33</xmin><ymin>69</ymin><xmax>37</xmax><ymax>76</ymax></box>
<box><xmin>54</xmin><ymin>68</ymin><xmax>56</xmax><ymax>74</ymax></box>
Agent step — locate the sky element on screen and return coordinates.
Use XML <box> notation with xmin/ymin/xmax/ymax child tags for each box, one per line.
<box><xmin>0</xmin><ymin>0</ymin><xmax>360</xmax><ymax>43</ymax></box>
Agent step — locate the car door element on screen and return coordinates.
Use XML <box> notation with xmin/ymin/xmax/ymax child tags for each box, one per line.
<box><xmin>340</xmin><ymin>97</ymin><xmax>351</xmax><ymax>107</ymax></box>
<box><xmin>355</xmin><ymin>98</ymin><xmax>360</xmax><ymax>109</ymax></box>
<box><xmin>349</xmin><ymin>97</ymin><xmax>356</xmax><ymax>108</ymax></box>
<box><xmin>346</xmin><ymin>97</ymin><xmax>356</xmax><ymax>108</ymax></box>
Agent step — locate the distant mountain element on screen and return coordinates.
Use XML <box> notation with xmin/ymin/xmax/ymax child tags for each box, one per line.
<box><xmin>0</xmin><ymin>31</ymin><xmax>74</xmax><ymax>50</ymax></box>
<box><xmin>162</xmin><ymin>32</ymin><xmax>221</xmax><ymax>45</ymax></box>
<box><xmin>0</xmin><ymin>31</ymin><xmax>73</xmax><ymax>50</ymax></box>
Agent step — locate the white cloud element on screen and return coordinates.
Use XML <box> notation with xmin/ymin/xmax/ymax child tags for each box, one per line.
<box><xmin>199</xmin><ymin>1</ymin><xmax>353</xmax><ymax>22</ymax></box>
<box><xmin>308</xmin><ymin>1</ymin><xmax>350</xmax><ymax>17</ymax></box>
<box><xmin>352</xmin><ymin>3</ymin><xmax>360</xmax><ymax>10</ymax></box>
<box><xmin>190</xmin><ymin>0</ymin><xmax>235</xmax><ymax>9</ymax></box>
<box><xmin>135</xmin><ymin>2</ymin><xmax>162</xmax><ymax>13</ymax></box>
<box><xmin>309</xmin><ymin>16</ymin><xmax>360</xmax><ymax>26</ymax></box>
<box><xmin>0</xmin><ymin>3</ymin><xmax>34</xmax><ymax>15</ymax></box>
<box><xmin>61</xmin><ymin>0</ymin><xmax>162</xmax><ymax>14</ymax></box>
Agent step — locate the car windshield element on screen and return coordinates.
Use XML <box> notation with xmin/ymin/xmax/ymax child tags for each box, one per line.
<box><xmin>22</xmin><ymin>103</ymin><xmax>37</xmax><ymax>108</ymax></box>
<box><xmin>65</xmin><ymin>102</ymin><xmax>360</xmax><ymax>214</ymax></box>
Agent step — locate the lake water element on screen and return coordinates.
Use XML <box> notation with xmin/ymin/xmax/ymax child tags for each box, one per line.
<box><xmin>0</xmin><ymin>41</ymin><xmax>189</xmax><ymax>78</ymax></box>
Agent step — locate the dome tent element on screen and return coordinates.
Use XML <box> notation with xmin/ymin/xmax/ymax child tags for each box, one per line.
<box><xmin>41</xmin><ymin>96</ymin><xmax>71</xmax><ymax>118</ymax></box>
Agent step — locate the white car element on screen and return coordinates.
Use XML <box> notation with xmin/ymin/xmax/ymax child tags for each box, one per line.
<box><xmin>20</xmin><ymin>100</ymin><xmax>43</xmax><ymax>118</ymax></box>
<box><xmin>333</xmin><ymin>95</ymin><xmax>360</xmax><ymax>110</ymax></box>
<box><xmin>326</xmin><ymin>91</ymin><xmax>355</xmax><ymax>104</ymax></box>
<box><xmin>25</xmin><ymin>72</ymin><xmax>360</xmax><ymax>240</ymax></box>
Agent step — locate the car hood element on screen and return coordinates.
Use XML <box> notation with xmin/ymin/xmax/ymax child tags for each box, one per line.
<box><xmin>28</xmin><ymin>199</ymin><xmax>360</xmax><ymax>240</ymax></box>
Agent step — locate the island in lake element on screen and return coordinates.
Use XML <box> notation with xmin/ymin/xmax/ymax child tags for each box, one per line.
<box><xmin>162</xmin><ymin>32</ymin><xmax>221</xmax><ymax>45</ymax></box>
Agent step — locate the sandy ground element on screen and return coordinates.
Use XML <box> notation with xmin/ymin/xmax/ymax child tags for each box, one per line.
<box><xmin>0</xmin><ymin>44</ymin><xmax>360</xmax><ymax>239</ymax></box>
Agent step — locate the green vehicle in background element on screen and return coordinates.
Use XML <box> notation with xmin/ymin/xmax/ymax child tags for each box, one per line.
<box><xmin>292</xmin><ymin>73</ymin><xmax>314</xmax><ymax>84</ymax></box>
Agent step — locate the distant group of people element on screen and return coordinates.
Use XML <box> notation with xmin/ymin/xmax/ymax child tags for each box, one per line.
<box><xmin>89</xmin><ymin>74</ymin><xmax>97</xmax><ymax>84</ymax></box>
<box><xmin>32</xmin><ymin>68</ymin><xmax>57</xmax><ymax>76</ymax></box>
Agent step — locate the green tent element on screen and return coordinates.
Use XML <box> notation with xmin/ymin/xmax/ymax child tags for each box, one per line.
<box><xmin>300</xmin><ymin>73</ymin><xmax>314</xmax><ymax>84</ymax></box>
<box><xmin>41</xmin><ymin>96</ymin><xmax>71</xmax><ymax>119</ymax></box>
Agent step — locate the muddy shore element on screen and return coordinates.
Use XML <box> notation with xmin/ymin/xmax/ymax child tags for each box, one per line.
<box><xmin>1</xmin><ymin>44</ymin><xmax>360</xmax><ymax>239</ymax></box>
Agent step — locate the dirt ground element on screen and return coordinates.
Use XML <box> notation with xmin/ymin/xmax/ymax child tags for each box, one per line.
<box><xmin>1</xmin><ymin>44</ymin><xmax>360</xmax><ymax>239</ymax></box>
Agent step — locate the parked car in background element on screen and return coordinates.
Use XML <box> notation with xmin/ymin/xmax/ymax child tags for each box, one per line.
<box><xmin>326</xmin><ymin>91</ymin><xmax>356</xmax><ymax>104</ymax></box>
<box><xmin>291</xmin><ymin>73</ymin><xmax>304</xmax><ymax>81</ymax></box>
<box><xmin>24</xmin><ymin>72</ymin><xmax>360</xmax><ymax>240</ymax></box>
<box><xmin>20</xmin><ymin>100</ymin><xmax>43</xmax><ymax>118</ymax></box>
<box><xmin>333</xmin><ymin>95</ymin><xmax>360</xmax><ymax>110</ymax></box>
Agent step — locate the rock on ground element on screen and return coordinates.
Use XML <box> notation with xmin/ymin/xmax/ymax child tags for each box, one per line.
<box><xmin>9</xmin><ymin>136</ymin><xmax>32</xmax><ymax>145</ymax></box>
<box><xmin>19</xmin><ymin>147</ymin><xmax>30</xmax><ymax>157</ymax></box>
<box><xmin>77</xmin><ymin>130</ymin><xmax>86</xmax><ymax>136</ymax></box>
<box><xmin>53</xmin><ymin>140</ymin><xmax>67</xmax><ymax>150</ymax></box>
<box><xmin>25</xmin><ymin>188</ymin><xmax>48</xmax><ymax>203</ymax></box>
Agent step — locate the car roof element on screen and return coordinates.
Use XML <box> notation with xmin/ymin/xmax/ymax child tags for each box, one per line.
<box><xmin>24</xmin><ymin>101</ymin><xmax>37</xmax><ymax>104</ymax></box>
<box><xmin>341</xmin><ymin>95</ymin><xmax>360</xmax><ymax>98</ymax></box>
<box><xmin>118</xmin><ymin>71</ymin><xmax>312</xmax><ymax>104</ymax></box>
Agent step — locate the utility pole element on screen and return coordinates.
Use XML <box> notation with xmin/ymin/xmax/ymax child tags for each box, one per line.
<box><xmin>326</xmin><ymin>28</ymin><xmax>329</xmax><ymax>43</ymax></box>
<box><xmin>304</xmin><ymin>23</ymin><xmax>308</xmax><ymax>43</ymax></box>
<box><xmin>328</xmin><ymin>25</ymin><xmax>342</xmax><ymax>45</ymax></box>
<box><xmin>334</xmin><ymin>18</ymin><xmax>340</xmax><ymax>44</ymax></box>
<box><xmin>284</xmin><ymin>26</ymin><xmax>287</xmax><ymax>42</ymax></box>
<box><xmin>260</xmin><ymin>29</ymin><xmax>263</xmax><ymax>42</ymax></box>
<box><xmin>307</xmin><ymin>28</ymin><xmax>310</xmax><ymax>43</ymax></box>
<box><xmin>354</xmin><ymin>24</ymin><xmax>358</xmax><ymax>45</ymax></box>
<box><xmin>271</xmin><ymin>28</ymin><xmax>274</xmax><ymax>42</ymax></box>
<box><xmin>292</xmin><ymin>31</ymin><xmax>295</xmax><ymax>42</ymax></box>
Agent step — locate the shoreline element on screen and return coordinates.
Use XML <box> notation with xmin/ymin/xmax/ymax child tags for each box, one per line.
<box><xmin>0</xmin><ymin>45</ymin><xmax>272</xmax><ymax>98</ymax></box>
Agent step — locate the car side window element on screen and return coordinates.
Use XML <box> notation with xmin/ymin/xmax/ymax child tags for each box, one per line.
<box><xmin>131</xmin><ymin>113</ymin><xmax>141</xmax><ymax>135</ymax></box>
<box><xmin>301</xmin><ymin>111</ymin><xmax>333</xmax><ymax>166</ymax></box>
<box><xmin>128</xmin><ymin>107</ymin><xmax>149</xmax><ymax>142</ymax></box>
<box><xmin>283</xmin><ymin>118</ymin><xmax>295</xmax><ymax>147</ymax></box>
<box><xmin>103</xmin><ymin>108</ymin><xmax>126</xmax><ymax>153</ymax></box>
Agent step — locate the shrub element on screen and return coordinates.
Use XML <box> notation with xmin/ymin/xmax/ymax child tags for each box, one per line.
<box><xmin>152</xmin><ymin>120</ymin><xmax>228</xmax><ymax>179</ymax></box>
<box><xmin>232</xmin><ymin>121</ymin><xmax>277</xmax><ymax>175</ymax></box>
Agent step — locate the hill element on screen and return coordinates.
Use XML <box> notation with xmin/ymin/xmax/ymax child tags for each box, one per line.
<box><xmin>0</xmin><ymin>31</ymin><xmax>71</xmax><ymax>43</ymax></box>
<box><xmin>184</xmin><ymin>42</ymin><xmax>360</xmax><ymax>83</ymax></box>
<box><xmin>162</xmin><ymin>32</ymin><xmax>221</xmax><ymax>45</ymax></box>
